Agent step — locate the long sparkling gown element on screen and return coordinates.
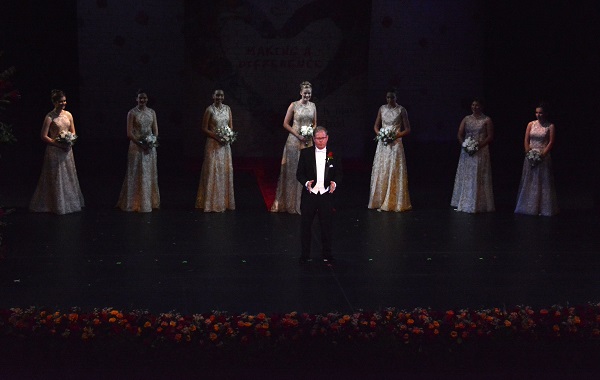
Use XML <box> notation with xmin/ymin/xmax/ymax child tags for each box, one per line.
<box><xmin>514</xmin><ymin>120</ymin><xmax>558</xmax><ymax>216</ymax></box>
<box><xmin>270</xmin><ymin>101</ymin><xmax>315</xmax><ymax>214</ymax></box>
<box><xmin>116</xmin><ymin>107</ymin><xmax>160</xmax><ymax>212</ymax></box>
<box><xmin>29</xmin><ymin>110</ymin><xmax>85</xmax><ymax>215</ymax></box>
<box><xmin>368</xmin><ymin>105</ymin><xmax>412</xmax><ymax>212</ymax></box>
<box><xmin>451</xmin><ymin>115</ymin><xmax>495</xmax><ymax>213</ymax></box>
<box><xmin>195</xmin><ymin>104</ymin><xmax>235</xmax><ymax>212</ymax></box>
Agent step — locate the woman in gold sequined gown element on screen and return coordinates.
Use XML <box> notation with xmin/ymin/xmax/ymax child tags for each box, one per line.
<box><xmin>29</xmin><ymin>90</ymin><xmax>84</xmax><ymax>215</ymax></box>
<box><xmin>514</xmin><ymin>103</ymin><xmax>558</xmax><ymax>216</ymax></box>
<box><xmin>195</xmin><ymin>89</ymin><xmax>235</xmax><ymax>212</ymax></box>
<box><xmin>368</xmin><ymin>90</ymin><xmax>412</xmax><ymax>212</ymax></box>
<box><xmin>116</xmin><ymin>90</ymin><xmax>160</xmax><ymax>212</ymax></box>
<box><xmin>451</xmin><ymin>99</ymin><xmax>495</xmax><ymax>213</ymax></box>
<box><xmin>270</xmin><ymin>81</ymin><xmax>317</xmax><ymax>214</ymax></box>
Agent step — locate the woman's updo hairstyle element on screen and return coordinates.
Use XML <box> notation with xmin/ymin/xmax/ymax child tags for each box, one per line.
<box><xmin>299</xmin><ymin>81</ymin><xmax>312</xmax><ymax>90</ymax></box>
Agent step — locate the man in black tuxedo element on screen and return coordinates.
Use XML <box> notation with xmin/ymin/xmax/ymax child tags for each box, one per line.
<box><xmin>296</xmin><ymin>126</ymin><xmax>343</xmax><ymax>264</ymax></box>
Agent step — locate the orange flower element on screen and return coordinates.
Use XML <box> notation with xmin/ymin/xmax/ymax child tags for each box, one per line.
<box><xmin>170</xmin><ymin>321</ymin><xmax>177</xmax><ymax>327</ymax></box>
<box><xmin>144</xmin><ymin>321</ymin><xmax>151</xmax><ymax>328</ymax></box>
<box><xmin>110</xmin><ymin>310</ymin><xmax>119</xmax><ymax>316</ymax></box>
<box><xmin>540</xmin><ymin>309</ymin><xmax>549</xmax><ymax>316</ymax></box>
<box><xmin>433</xmin><ymin>321</ymin><xmax>440</xmax><ymax>328</ymax></box>
<box><xmin>573</xmin><ymin>316</ymin><xmax>581</xmax><ymax>325</ymax></box>
<box><xmin>213</xmin><ymin>324</ymin><xmax>220</xmax><ymax>332</ymax></box>
<box><xmin>190</xmin><ymin>325</ymin><xmax>197</xmax><ymax>332</ymax></box>
<box><xmin>450</xmin><ymin>331</ymin><xmax>458</xmax><ymax>339</ymax></box>
<box><xmin>108</xmin><ymin>317</ymin><xmax>116</xmax><ymax>323</ymax></box>
<box><xmin>68</xmin><ymin>313</ymin><xmax>78</xmax><ymax>322</ymax></box>
<box><xmin>93</xmin><ymin>318</ymin><xmax>100</xmax><ymax>325</ymax></box>
<box><xmin>257</xmin><ymin>313</ymin><xmax>266</xmax><ymax>320</ymax></box>
<box><xmin>116</xmin><ymin>313</ymin><xmax>124</xmax><ymax>319</ymax></box>
<box><xmin>434</xmin><ymin>329</ymin><xmax>440</xmax><ymax>335</ymax></box>
<box><xmin>156</xmin><ymin>327</ymin><xmax>163</xmax><ymax>333</ymax></box>
<box><xmin>504</xmin><ymin>320</ymin><xmax>511</xmax><ymax>327</ymax></box>
<box><xmin>175</xmin><ymin>334</ymin><xmax>182</xmax><ymax>342</ymax></box>
<box><xmin>209</xmin><ymin>332</ymin><xmax>218</xmax><ymax>341</ymax></box>
<box><xmin>407</xmin><ymin>319</ymin><xmax>415</xmax><ymax>326</ymax></box>
<box><xmin>552</xmin><ymin>324</ymin><xmax>560</xmax><ymax>332</ymax></box>
<box><xmin>343</xmin><ymin>314</ymin><xmax>351</xmax><ymax>321</ymax></box>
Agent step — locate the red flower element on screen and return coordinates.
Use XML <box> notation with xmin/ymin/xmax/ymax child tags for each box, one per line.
<box><xmin>327</xmin><ymin>152</ymin><xmax>334</xmax><ymax>162</ymax></box>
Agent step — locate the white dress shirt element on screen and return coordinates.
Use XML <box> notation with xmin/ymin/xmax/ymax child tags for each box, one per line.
<box><xmin>311</xmin><ymin>148</ymin><xmax>328</xmax><ymax>194</ymax></box>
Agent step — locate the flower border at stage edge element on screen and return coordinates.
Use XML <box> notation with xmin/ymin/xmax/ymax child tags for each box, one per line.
<box><xmin>2</xmin><ymin>304</ymin><xmax>600</xmax><ymax>350</ymax></box>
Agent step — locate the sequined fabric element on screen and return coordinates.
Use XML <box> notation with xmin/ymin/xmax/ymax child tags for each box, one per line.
<box><xmin>515</xmin><ymin>121</ymin><xmax>558</xmax><ymax>216</ymax></box>
<box><xmin>451</xmin><ymin>115</ymin><xmax>495</xmax><ymax>213</ymax></box>
<box><xmin>270</xmin><ymin>101</ymin><xmax>316</xmax><ymax>214</ymax></box>
<box><xmin>368</xmin><ymin>105</ymin><xmax>412</xmax><ymax>212</ymax></box>
<box><xmin>195</xmin><ymin>104</ymin><xmax>235</xmax><ymax>212</ymax></box>
<box><xmin>29</xmin><ymin>111</ymin><xmax>85</xmax><ymax>215</ymax></box>
<box><xmin>116</xmin><ymin>107</ymin><xmax>160</xmax><ymax>212</ymax></box>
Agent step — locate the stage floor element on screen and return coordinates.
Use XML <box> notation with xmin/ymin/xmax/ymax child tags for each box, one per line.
<box><xmin>1</xmin><ymin>140</ymin><xmax>599</xmax><ymax>314</ymax></box>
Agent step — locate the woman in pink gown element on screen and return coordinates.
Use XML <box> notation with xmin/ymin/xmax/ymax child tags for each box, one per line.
<box><xmin>514</xmin><ymin>103</ymin><xmax>558</xmax><ymax>216</ymax></box>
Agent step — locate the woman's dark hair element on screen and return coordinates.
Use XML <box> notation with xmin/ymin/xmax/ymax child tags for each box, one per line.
<box><xmin>472</xmin><ymin>97</ymin><xmax>485</xmax><ymax>107</ymax></box>
<box><xmin>536</xmin><ymin>101</ymin><xmax>550</xmax><ymax>113</ymax></box>
<box><xmin>137</xmin><ymin>89</ymin><xmax>147</xmax><ymax>96</ymax></box>
<box><xmin>50</xmin><ymin>89</ymin><xmax>65</xmax><ymax>102</ymax></box>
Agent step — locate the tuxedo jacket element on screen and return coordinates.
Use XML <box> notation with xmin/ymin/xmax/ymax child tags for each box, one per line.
<box><xmin>296</xmin><ymin>146</ymin><xmax>343</xmax><ymax>191</ymax></box>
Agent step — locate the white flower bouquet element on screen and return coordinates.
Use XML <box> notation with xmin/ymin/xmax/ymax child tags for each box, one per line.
<box><xmin>374</xmin><ymin>127</ymin><xmax>396</xmax><ymax>146</ymax></box>
<box><xmin>299</xmin><ymin>124</ymin><xmax>313</xmax><ymax>145</ymax></box>
<box><xmin>215</xmin><ymin>125</ymin><xmax>238</xmax><ymax>145</ymax></box>
<box><xmin>55</xmin><ymin>130</ymin><xmax>78</xmax><ymax>145</ymax></box>
<box><xmin>462</xmin><ymin>136</ymin><xmax>479</xmax><ymax>156</ymax></box>
<box><xmin>526</xmin><ymin>149</ymin><xmax>542</xmax><ymax>167</ymax></box>
<box><xmin>139</xmin><ymin>134</ymin><xmax>159</xmax><ymax>149</ymax></box>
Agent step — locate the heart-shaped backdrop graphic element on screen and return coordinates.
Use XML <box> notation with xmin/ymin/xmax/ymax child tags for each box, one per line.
<box><xmin>220</xmin><ymin>18</ymin><xmax>342</xmax><ymax>104</ymax></box>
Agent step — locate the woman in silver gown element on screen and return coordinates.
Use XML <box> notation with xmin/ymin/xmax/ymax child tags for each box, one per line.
<box><xmin>270</xmin><ymin>81</ymin><xmax>317</xmax><ymax>214</ymax></box>
<box><xmin>451</xmin><ymin>99</ymin><xmax>495</xmax><ymax>213</ymax></box>
<box><xmin>30</xmin><ymin>89</ymin><xmax>84</xmax><ymax>215</ymax></box>
<box><xmin>195</xmin><ymin>89</ymin><xmax>235</xmax><ymax>212</ymax></box>
<box><xmin>116</xmin><ymin>89</ymin><xmax>160</xmax><ymax>212</ymax></box>
<box><xmin>368</xmin><ymin>90</ymin><xmax>412</xmax><ymax>212</ymax></box>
